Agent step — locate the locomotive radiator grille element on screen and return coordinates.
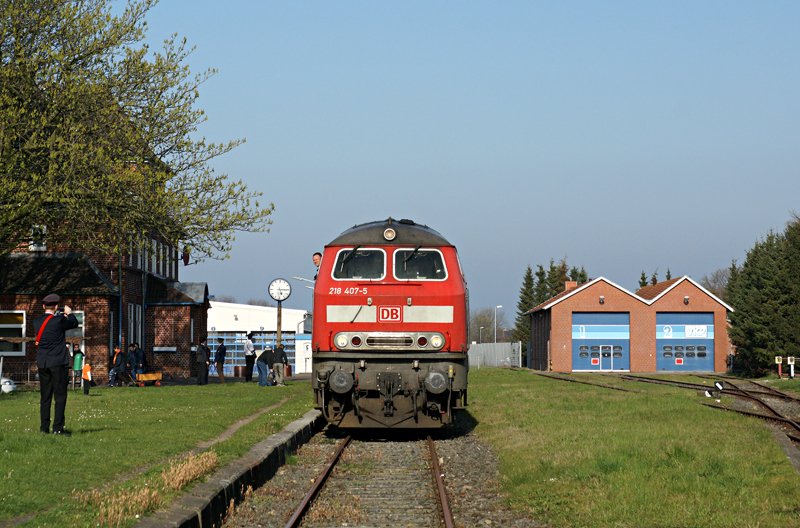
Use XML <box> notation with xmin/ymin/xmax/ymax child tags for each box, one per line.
<box><xmin>366</xmin><ymin>336</ymin><xmax>414</xmax><ymax>347</ymax></box>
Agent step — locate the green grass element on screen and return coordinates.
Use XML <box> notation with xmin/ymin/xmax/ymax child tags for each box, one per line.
<box><xmin>0</xmin><ymin>382</ymin><xmax>314</xmax><ymax>526</ymax></box>
<box><xmin>5</xmin><ymin>371</ymin><xmax>799</xmax><ymax>527</ymax></box>
<box><xmin>467</xmin><ymin>369</ymin><xmax>800</xmax><ymax>528</ymax></box>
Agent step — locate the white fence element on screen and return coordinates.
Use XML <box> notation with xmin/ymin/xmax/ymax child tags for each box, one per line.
<box><xmin>467</xmin><ymin>342</ymin><xmax>522</xmax><ymax>368</ymax></box>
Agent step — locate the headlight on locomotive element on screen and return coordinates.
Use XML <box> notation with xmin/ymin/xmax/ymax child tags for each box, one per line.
<box><xmin>424</xmin><ymin>371</ymin><xmax>448</xmax><ymax>394</ymax></box>
<box><xmin>430</xmin><ymin>334</ymin><xmax>444</xmax><ymax>349</ymax></box>
<box><xmin>334</xmin><ymin>333</ymin><xmax>349</xmax><ymax>349</ymax></box>
<box><xmin>329</xmin><ymin>369</ymin><xmax>354</xmax><ymax>394</ymax></box>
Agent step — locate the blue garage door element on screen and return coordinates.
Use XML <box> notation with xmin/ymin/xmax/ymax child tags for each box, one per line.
<box><xmin>656</xmin><ymin>313</ymin><xmax>714</xmax><ymax>371</ymax></box>
<box><xmin>572</xmin><ymin>313</ymin><xmax>630</xmax><ymax>371</ymax></box>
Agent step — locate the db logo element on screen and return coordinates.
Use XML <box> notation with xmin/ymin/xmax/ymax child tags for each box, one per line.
<box><xmin>379</xmin><ymin>306</ymin><xmax>402</xmax><ymax>322</ymax></box>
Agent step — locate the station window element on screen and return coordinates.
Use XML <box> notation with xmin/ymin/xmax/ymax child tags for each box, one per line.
<box><xmin>579</xmin><ymin>352</ymin><xmax>589</xmax><ymax>358</ymax></box>
<box><xmin>663</xmin><ymin>352</ymin><xmax>673</xmax><ymax>358</ymax></box>
<box><xmin>590</xmin><ymin>345</ymin><xmax>600</xmax><ymax>351</ymax></box>
<box><xmin>0</xmin><ymin>311</ymin><xmax>25</xmax><ymax>356</ymax></box>
<box><xmin>613</xmin><ymin>345</ymin><xmax>623</xmax><ymax>351</ymax></box>
<box><xmin>697</xmin><ymin>352</ymin><xmax>707</xmax><ymax>357</ymax></box>
<box><xmin>686</xmin><ymin>346</ymin><xmax>696</xmax><ymax>351</ymax></box>
<box><xmin>393</xmin><ymin>249</ymin><xmax>447</xmax><ymax>281</ymax></box>
<box><xmin>602</xmin><ymin>351</ymin><xmax>610</xmax><ymax>357</ymax></box>
<box><xmin>675</xmin><ymin>352</ymin><xmax>684</xmax><ymax>358</ymax></box>
<box><xmin>613</xmin><ymin>352</ymin><xmax>623</xmax><ymax>358</ymax></box>
<box><xmin>663</xmin><ymin>346</ymin><xmax>673</xmax><ymax>352</ymax></box>
<box><xmin>579</xmin><ymin>345</ymin><xmax>589</xmax><ymax>351</ymax></box>
<box><xmin>697</xmin><ymin>346</ymin><xmax>707</xmax><ymax>351</ymax></box>
<box><xmin>674</xmin><ymin>346</ymin><xmax>684</xmax><ymax>351</ymax></box>
<box><xmin>686</xmin><ymin>352</ymin><xmax>696</xmax><ymax>358</ymax></box>
<box><xmin>332</xmin><ymin>248</ymin><xmax>385</xmax><ymax>280</ymax></box>
<box><xmin>590</xmin><ymin>352</ymin><xmax>600</xmax><ymax>358</ymax></box>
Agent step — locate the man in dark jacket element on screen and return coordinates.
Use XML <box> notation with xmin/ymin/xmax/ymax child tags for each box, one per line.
<box><xmin>273</xmin><ymin>345</ymin><xmax>289</xmax><ymax>386</ymax></box>
<box><xmin>34</xmin><ymin>293</ymin><xmax>79</xmax><ymax>435</ymax></box>
<box><xmin>196</xmin><ymin>338</ymin><xmax>210</xmax><ymax>385</ymax></box>
<box><xmin>214</xmin><ymin>337</ymin><xmax>226</xmax><ymax>384</ymax></box>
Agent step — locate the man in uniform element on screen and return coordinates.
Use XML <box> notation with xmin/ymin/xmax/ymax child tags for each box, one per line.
<box><xmin>196</xmin><ymin>337</ymin><xmax>210</xmax><ymax>385</ymax></box>
<box><xmin>214</xmin><ymin>337</ymin><xmax>227</xmax><ymax>384</ymax></box>
<box><xmin>34</xmin><ymin>293</ymin><xmax>79</xmax><ymax>435</ymax></box>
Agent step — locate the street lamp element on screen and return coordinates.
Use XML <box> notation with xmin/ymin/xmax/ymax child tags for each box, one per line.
<box><xmin>479</xmin><ymin>326</ymin><xmax>484</xmax><ymax>343</ymax></box>
<box><xmin>495</xmin><ymin>305</ymin><xmax>502</xmax><ymax>343</ymax></box>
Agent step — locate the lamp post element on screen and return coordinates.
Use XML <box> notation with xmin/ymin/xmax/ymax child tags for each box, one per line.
<box><xmin>495</xmin><ymin>305</ymin><xmax>502</xmax><ymax>343</ymax></box>
<box><xmin>479</xmin><ymin>326</ymin><xmax>484</xmax><ymax>343</ymax></box>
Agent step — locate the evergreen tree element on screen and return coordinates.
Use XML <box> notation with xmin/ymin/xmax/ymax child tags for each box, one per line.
<box><xmin>666</xmin><ymin>269</ymin><xmax>672</xmax><ymax>280</ymax></box>
<box><xmin>546</xmin><ymin>259</ymin><xmax>569</xmax><ymax>298</ymax></box>
<box><xmin>513</xmin><ymin>265</ymin><xmax>535</xmax><ymax>361</ymax></box>
<box><xmin>650</xmin><ymin>270</ymin><xmax>659</xmax><ymax>285</ymax></box>
<box><xmin>727</xmin><ymin>232</ymin><xmax>787</xmax><ymax>374</ymax></box>
<box><xmin>533</xmin><ymin>264</ymin><xmax>549</xmax><ymax>305</ymax></box>
<box><xmin>780</xmin><ymin>216</ymin><xmax>800</xmax><ymax>357</ymax></box>
<box><xmin>639</xmin><ymin>271</ymin><xmax>648</xmax><ymax>288</ymax></box>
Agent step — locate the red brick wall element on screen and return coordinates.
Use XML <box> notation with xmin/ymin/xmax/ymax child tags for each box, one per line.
<box><xmin>549</xmin><ymin>281</ymin><xmax>649</xmax><ymax>372</ymax></box>
<box><xmin>0</xmin><ymin>294</ymin><xmax>114</xmax><ymax>383</ymax></box>
<box><xmin>648</xmin><ymin>281</ymin><xmax>730</xmax><ymax>373</ymax></box>
<box><xmin>546</xmin><ymin>278</ymin><xmax>731</xmax><ymax>373</ymax></box>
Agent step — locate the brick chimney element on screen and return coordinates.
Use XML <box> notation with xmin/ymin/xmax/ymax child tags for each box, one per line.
<box><xmin>565</xmin><ymin>281</ymin><xmax>578</xmax><ymax>290</ymax></box>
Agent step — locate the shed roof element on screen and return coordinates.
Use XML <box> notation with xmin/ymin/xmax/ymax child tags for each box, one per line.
<box><xmin>0</xmin><ymin>252</ymin><xmax>117</xmax><ymax>296</ymax></box>
<box><xmin>526</xmin><ymin>275</ymin><xmax>734</xmax><ymax>314</ymax></box>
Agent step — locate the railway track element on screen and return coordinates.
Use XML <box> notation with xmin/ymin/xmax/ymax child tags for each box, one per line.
<box><xmin>284</xmin><ymin>434</ymin><xmax>454</xmax><ymax>528</ymax></box>
<box><xmin>619</xmin><ymin>374</ymin><xmax>800</xmax><ymax>445</ymax></box>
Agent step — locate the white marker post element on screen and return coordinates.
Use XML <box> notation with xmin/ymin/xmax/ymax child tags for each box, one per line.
<box><xmin>787</xmin><ymin>356</ymin><xmax>795</xmax><ymax>379</ymax></box>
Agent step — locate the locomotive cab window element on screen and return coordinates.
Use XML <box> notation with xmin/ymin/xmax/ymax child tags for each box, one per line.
<box><xmin>332</xmin><ymin>248</ymin><xmax>386</xmax><ymax>280</ymax></box>
<box><xmin>393</xmin><ymin>248</ymin><xmax>447</xmax><ymax>281</ymax></box>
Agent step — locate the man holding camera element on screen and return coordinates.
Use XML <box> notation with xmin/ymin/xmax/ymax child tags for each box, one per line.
<box><xmin>34</xmin><ymin>293</ymin><xmax>79</xmax><ymax>435</ymax></box>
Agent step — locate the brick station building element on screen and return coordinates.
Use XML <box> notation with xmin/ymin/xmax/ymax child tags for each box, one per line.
<box><xmin>0</xmin><ymin>240</ymin><xmax>209</xmax><ymax>385</ymax></box>
<box><xmin>527</xmin><ymin>276</ymin><xmax>733</xmax><ymax>373</ymax></box>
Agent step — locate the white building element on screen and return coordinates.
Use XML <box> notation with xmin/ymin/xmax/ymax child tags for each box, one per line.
<box><xmin>206</xmin><ymin>301</ymin><xmax>312</xmax><ymax>375</ymax></box>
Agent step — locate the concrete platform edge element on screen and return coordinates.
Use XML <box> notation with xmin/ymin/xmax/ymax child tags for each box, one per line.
<box><xmin>136</xmin><ymin>409</ymin><xmax>324</xmax><ymax>528</ymax></box>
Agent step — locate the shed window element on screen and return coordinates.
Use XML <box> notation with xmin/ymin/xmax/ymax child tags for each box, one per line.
<box><xmin>579</xmin><ymin>345</ymin><xmax>589</xmax><ymax>351</ymax></box>
<box><xmin>579</xmin><ymin>352</ymin><xmax>589</xmax><ymax>358</ymax></box>
<box><xmin>663</xmin><ymin>346</ymin><xmax>673</xmax><ymax>352</ymax></box>
<box><xmin>663</xmin><ymin>352</ymin><xmax>673</xmax><ymax>358</ymax></box>
<box><xmin>697</xmin><ymin>352</ymin><xmax>707</xmax><ymax>358</ymax></box>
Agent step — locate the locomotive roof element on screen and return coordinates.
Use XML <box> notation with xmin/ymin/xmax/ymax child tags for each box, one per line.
<box><xmin>328</xmin><ymin>218</ymin><xmax>452</xmax><ymax>246</ymax></box>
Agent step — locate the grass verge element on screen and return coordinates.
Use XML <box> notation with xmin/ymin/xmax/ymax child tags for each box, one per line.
<box><xmin>467</xmin><ymin>369</ymin><xmax>800</xmax><ymax>528</ymax></box>
<box><xmin>0</xmin><ymin>381</ymin><xmax>313</xmax><ymax>526</ymax></box>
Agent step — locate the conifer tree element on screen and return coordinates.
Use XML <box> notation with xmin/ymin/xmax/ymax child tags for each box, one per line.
<box><xmin>727</xmin><ymin>231</ymin><xmax>787</xmax><ymax>374</ymax></box>
<box><xmin>639</xmin><ymin>271</ymin><xmax>648</xmax><ymax>288</ymax></box>
<box><xmin>513</xmin><ymin>265</ymin><xmax>535</xmax><ymax>360</ymax></box>
<box><xmin>666</xmin><ymin>269</ymin><xmax>672</xmax><ymax>280</ymax></box>
<box><xmin>533</xmin><ymin>264</ymin><xmax>549</xmax><ymax>305</ymax></box>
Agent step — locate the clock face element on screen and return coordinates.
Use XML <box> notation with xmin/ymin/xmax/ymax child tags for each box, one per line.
<box><xmin>268</xmin><ymin>278</ymin><xmax>292</xmax><ymax>301</ymax></box>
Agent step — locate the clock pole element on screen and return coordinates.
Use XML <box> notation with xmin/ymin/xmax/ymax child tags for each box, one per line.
<box><xmin>276</xmin><ymin>300</ymin><xmax>282</xmax><ymax>346</ymax></box>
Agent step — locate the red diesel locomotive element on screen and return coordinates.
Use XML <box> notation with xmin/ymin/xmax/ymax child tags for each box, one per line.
<box><xmin>312</xmin><ymin>218</ymin><xmax>469</xmax><ymax>428</ymax></box>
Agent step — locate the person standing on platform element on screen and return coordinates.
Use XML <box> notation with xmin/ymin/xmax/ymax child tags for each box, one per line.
<box><xmin>256</xmin><ymin>346</ymin><xmax>272</xmax><ymax>386</ymax></box>
<box><xmin>243</xmin><ymin>333</ymin><xmax>256</xmax><ymax>382</ymax></box>
<box><xmin>273</xmin><ymin>344</ymin><xmax>288</xmax><ymax>386</ymax></box>
<box><xmin>214</xmin><ymin>337</ymin><xmax>227</xmax><ymax>383</ymax></box>
<box><xmin>196</xmin><ymin>338</ymin><xmax>210</xmax><ymax>385</ymax></box>
<box><xmin>34</xmin><ymin>293</ymin><xmax>79</xmax><ymax>435</ymax></box>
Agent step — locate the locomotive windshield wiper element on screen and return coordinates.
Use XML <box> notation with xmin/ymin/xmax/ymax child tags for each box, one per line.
<box><xmin>342</xmin><ymin>245</ymin><xmax>361</xmax><ymax>265</ymax></box>
<box><xmin>403</xmin><ymin>245</ymin><xmax>422</xmax><ymax>262</ymax></box>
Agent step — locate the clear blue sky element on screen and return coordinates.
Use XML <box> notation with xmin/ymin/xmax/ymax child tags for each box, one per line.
<box><xmin>144</xmin><ymin>1</ymin><xmax>800</xmax><ymax>327</ymax></box>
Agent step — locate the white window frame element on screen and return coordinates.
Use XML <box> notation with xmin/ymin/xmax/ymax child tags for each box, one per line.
<box><xmin>331</xmin><ymin>247</ymin><xmax>387</xmax><ymax>281</ymax></box>
<box><xmin>127</xmin><ymin>303</ymin><xmax>143</xmax><ymax>347</ymax></box>
<box><xmin>392</xmin><ymin>248</ymin><xmax>449</xmax><ymax>282</ymax></box>
<box><xmin>0</xmin><ymin>310</ymin><xmax>26</xmax><ymax>356</ymax></box>
<box><xmin>65</xmin><ymin>310</ymin><xmax>86</xmax><ymax>350</ymax></box>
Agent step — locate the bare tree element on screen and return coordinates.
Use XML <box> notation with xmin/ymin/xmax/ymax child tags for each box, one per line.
<box><xmin>700</xmin><ymin>268</ymin><xmax>730</xmax><ymax>300</ymax></box>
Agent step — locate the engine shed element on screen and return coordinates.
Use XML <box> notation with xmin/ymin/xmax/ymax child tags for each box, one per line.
<box><xmin>527</xmin><ymin>276</ymin><xmax>733</xmax><ymax>373</ymax></box>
